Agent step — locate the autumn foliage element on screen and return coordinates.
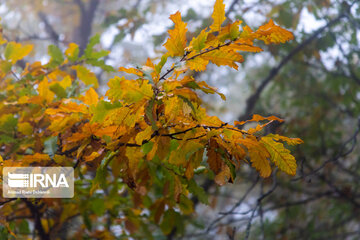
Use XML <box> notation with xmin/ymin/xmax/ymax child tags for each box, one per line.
<box><xmin>0</xmin><ymin>0</ymin><xmax>302</xmax><ymax>238</ymax></box>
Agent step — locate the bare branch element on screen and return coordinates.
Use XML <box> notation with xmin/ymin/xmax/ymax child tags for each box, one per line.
<box><xmin>38</xmin><ymin>12</ymin><xmax>60</xmax><ymax>45</ymax></box>
<box><xmin>238</xmin><ymin>12</ymin><xmax>347</xmax><ymax>121</ymax></box>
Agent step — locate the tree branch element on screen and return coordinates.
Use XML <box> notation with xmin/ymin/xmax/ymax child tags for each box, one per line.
<box><xmin>73</xmin><ymin>0</ymin><xmax>100</xmax><ymax>54</ymax></box>
<box><xmin>238</xmin><ymin>12</ymin><xmax>346</xmax><ymax>121</ymax></box>
<box><xmin>38</xmin><ymin>12</ymin><xmax>60</xmax><ymax>45</ymax></box>
<box><xmin>23</xmin><ymin>199</ymin><xmax>49</xmax><ymax>240</ymax></box>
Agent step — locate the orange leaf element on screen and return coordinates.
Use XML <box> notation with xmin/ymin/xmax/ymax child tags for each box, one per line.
<box><xmin>118</xmin><ymin>67</ymin><xmax>144</xmax><ymax>77</ymax></box>
<box><xmin>59</xmin><ymin>101</ymin><xmax>87</xmax><ymax>113</ymax></box>
<box><xmin>255</xmin><ymin>19</ymin><xmax>294</xmax><ymax>44</ymax></box>
<box><xmin>38</xmin><ymin>78</ymin><xmax>55</xmax><ymax>103</ymax></box>
<box><xmin>235</xmin><ymin>114</ymin><xmax>284</xmax><ymax>126</ymax></box>
<box><xmin>214</xmin><ymin>164</ymin><xmax>231</xmax><ymax>186</ymax></box>
<box><xmin>201</xmin><ymin>49</ymin><xmax>243</xmax><ymax>70</ymax></box>
<box><xmin>163</xmin><ymin>11</ymin><xmax>188</xmax><ymax>57</ymax></box>
<box><xmin>229</xmin><ymin>43</ymin><xmax>263</xmax><ymax>53</ymax></box>
<box><xmin>83</xmin><ymin>87</ymin><xmax>98</xmax><ymax>106</ymax></box>
<box><xmin>23</xmin><ymin>153</ymin><xmax>51</xmax><ymax>162</ymax></box>
<box><xmin>207</xmin><ymin>138</ymin><xmax>223</xmax><ymax>174</ymax></box>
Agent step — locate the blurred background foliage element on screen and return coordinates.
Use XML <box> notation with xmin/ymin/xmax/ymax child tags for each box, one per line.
<box><xmin>1</xmin><ymin>0</ymin><xmax>359</xmax><ymax>239</ymax></box>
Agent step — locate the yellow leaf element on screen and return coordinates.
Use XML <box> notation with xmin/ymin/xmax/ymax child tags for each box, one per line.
<box><xmin>84</xmin><ymin>151</ymin><xmax>101</xmax><ymax>162</ymax></box>
<box><xmin>118</xmin><ymin>67</ymin><xmax>144</xmax><ymax>77</ymax></box>
<box><xmin>172</xmin><ymin>88</ymin><xmax>200</xmax><ymax>103</ymax></box>
<box><xmin>0</xmin><ymin>155</ymin><xmax>3</xmax><ymax>163</ymax></box>
<box><xmin>60</xmin><ymin>204</ymin><xmax>78</xmax><ymax>224</ymax></box>
<box><xmin>210</xmin><ymin>0</ymin><xmax>226</xmax><ymax>33</ymax></box>
<box><xmin>163</xmin><ymin>79</ymin><xmax>182</xmax><ymax>93</ymax></box>
<box><xmin>201</xmin><ymin>49</ymin><xmax>243</xmax><ymax>70</ymax></box>
<box><xmin>59</xmin><ymin>76</ymin><xmax>72</xmax><ymax>89</ymax></box>
<box><xmin>106</xmin><ymin>76</ymin><xmax>153</xmax><ymax>103</ymax></box>
<box><xmin>261</xmin><ymin>136</ymin><xmax>297</xmax><ymax>176</ymax></box>
<box><xmin>0</xmin><ymin>31</ymin><xmax>7</xmax><ymax>45</ymax></box>
<box><xmin>229</xmin><ymin>43</ymin><xmax>263</xmax><ymax>53</ymax></box>
<box><xmin>65</xmin><ymin>43</ymin><xmax>79</xmax><ymax>60</ymax></box>
<box><xmin>163</xmin><ymin>11</ymin><xmax>188</xmax><ymax>57</ymax></box>
<box><xmin>84</xmin><ymin>87</ymin><xmax>98</xmax><ymax>106</ymax></box>
<box><xmin>48</xmin><ymin>115</ymin><xmax>80</xmax><ymax>132</ymax></box>
<box><xmin>18</xmin><ymin>122</ymin><xmax>33</xmax><ymax>135</ymax></box>
<box><xmin>266</xmin><ymin>134</ymin><xmax>304</xmax><ymax>146</ymax></box>
<box><xmin>135</xmin><ymin>126</ymin><xmax>153</xmax><ymax>145</ymax></box>
<box><xmin>38</xmin><ymin>78</ymin><xmax>55</xmax><ymax>103</ymax></box>
<box><xmin>169</xmin><ymin>137</ymin><xmax>203</xmax><ymax>167</ymax></box>
<box><xmin>5</xmin><ymin>42</ymin><xmax>33</xmax><ymax>64</ymax></box>
<box><xmin>23</xmin><ymin>153</ymin><xmax>51</xmax><ymax>162</ymax></box>
<box><xmin>240</xmin><ymin>137</ymin><xmax>271</xmax><ymax>178</ymax></box>
<box><xmin>18</xmin><ymin>96</ymin><xmax>29</xmax><ymax>104</ymax></box>
<box><xmin>76</xmin><ymin>139</ymin><xmax>91</xmax><ymax>159</ymax></box>
<box><xmin>186</xmin><ymin>56</ymin><xmax>209</xmax><ymax>72</ymax></box>
<box><xmin>53</xmin><ymin>155</ymin><xmax>67</xmax><ymax>164</ymax></box>
<box><xmin>239</xmin><ymin>25</ymin><xmax>256</xmax><ymax>42</ymax></box>
<box><xmin>197</xmin><ymin>107</ymin><xmax>223</xmax><ymax>126</ymax></box>
<box><xmin>126</xmin><ymin>147</ymin><xmax>143</xmax><ymax>177</ymax></box>
<box><xmin>73</xmin><ymin>65</ymin><xmax>99</xmax><ymax>88</ymax></box>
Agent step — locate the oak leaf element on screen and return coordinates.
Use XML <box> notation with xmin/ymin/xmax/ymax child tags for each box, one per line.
<box><xmin>163</xmin><ymin>11</ymin><xmax>188</xmax><ymax>57</ymax></box>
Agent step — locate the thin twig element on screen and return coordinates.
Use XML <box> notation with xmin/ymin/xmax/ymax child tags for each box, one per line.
<box><xmin>239</xmin><ymin>12</ymin><xmax>347</xmax><ymax>121</ymax></box>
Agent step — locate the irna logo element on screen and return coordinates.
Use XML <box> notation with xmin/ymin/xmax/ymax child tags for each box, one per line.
<box><xmin>2</xmin><ymin>167</ymin><xmax>74</xmax><ymax>198</ymax></box>
<box><xmin>8</xmin><ymin>172</ymin><xmax>69</xmax><ymax>188</ymax></box>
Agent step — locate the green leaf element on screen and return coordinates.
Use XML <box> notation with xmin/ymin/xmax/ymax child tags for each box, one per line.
<box><xmin>90</xmin><ymin>50</ymin><xmax>110</xmax><ymax>59</ymax></box>
<box><xmin>0</xmin><ymin>134</ymin><xmax>16</xmax><ymax>144</ymax></box>
<box><xmin>113</xmin><ymin>31</ymin><xmax>126</xmax><ymax>44</ymax></box>
<box><xmin>85</xmin><ymin>59</ymin><xmax>115</xmax><ymax>72</ymax></box>
<box><xmin>0</xmin><ymin>114</ymin><xmax>17</xmax><ymax>134</ymax></box>
<box><xmin>4</xmin><ymin>43</ymin><xmax>14</xmax><ymax>60</ymax></box>
<box><xmin>74</xmin><ymin>65</ymin><xmax>99</xmax><ymax>88</ymax></box>
<box><xmin>90</xmin><ymin>100</ymin><xmax>122</xmax><ymax>123</ymax></box>
<box><xmin>142</xmin><ymin>141</ymin><xmax>154</xmax><ymax>155</ymax></box>
<box><xmin>84</xmin><ymin>34</ymin><xmax>100</xmax><ymax>58</ymax></box>
<box><xmin>47</xmin><ymin>45</ymin><xmax>64</xmax><ymax>67</ymax></box>
<box><xmin>145</xmin><ymin>99</ymin><xmax>158</xmax><ymax>130</ymax></box>
<box><xmin>65</xmin><ymin>43</ymin><xmax>80</xmax><ymax>62</ymax></box>
<box><xmin>90</xmin><ymin>198</ymin><xmax>106</xmax><ymax>216</ymax></box>
<box><xmin>43</xmin><ymin>136</ymin><xmax>58</xmax><ymax>158</ymax></box>
<box><xmin>224</xmin><ymin>158</ymin><xmax>236</xmax><ymax>183</ymax></box>
<box><xmin>188</xmin><ymin>179</ymin><xmax>208</xmax><ymax>204</ymax></box>
<box><xmin>155</xmin><ymin>54</ymin><xmax>168</xmax><ymax>74</ymax></box>
<box><xmin>0</xmin><ymin>226</ymin><xmax>8</xmax><ymax>240</ymax></box>
<box><xmin>0</xmin><ymin>60</ymin><xmax>12</xmax><ymax>74</ymax></box>
<box><xmin>4</xmin><ymin>42</ymin><xmax>33</xmax><ymax>64</ymax></box>
<box><xmin>82</xmin><ymin>212</ymin><xmax>92</xmax><ymax>231</ymax></box>
<box><xmin>160</xmin><ymin>209</ymin><xmax>180</xmax><ymax>235</ymax></box>
<box><xmin>189</xmin><ymin>29</ymin><xmax>208</xmax><ymax>52</ymax></box>
<box><xmin>18</xmin><ymin>220</ymin><xmax>30</xmax><ymax>234</ymax></box>
<box><xmin>170</xmin><ymin>139</ymin><xmax>179</xmax><ymax>151</ymax></box>
<box><xmin>179</xmin><ymin>194</ymin><xmax>194</xmax><ymax>215</ymax></box>
<box><xmin>49</xmin><ymin>83</ymin><xmax>67</xmax><ymax>98</ymax></box>
<box><xmin>90</xmin><ymin>150</ymin><xmax>118</xmax><ymax>194</ymax></box>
